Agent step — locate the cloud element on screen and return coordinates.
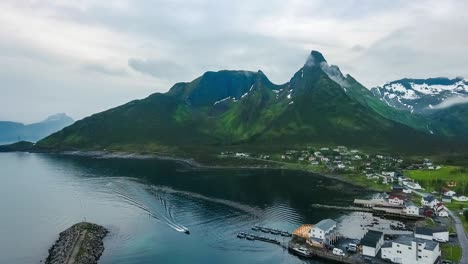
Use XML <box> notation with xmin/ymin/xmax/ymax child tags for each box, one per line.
<box><xmin>431</xmin><ymin>96</ymin><xmax>468</xmax><ymax>110</ymax></box>
<box><xmin>81</xmin><ymin>63</ymin><xmax>128</xmax><ymax>76</ymax></box>
<box><xmin>128</xmin><ymin>58</ymin><xmax>191</xmax><ymax>80</ymax></box>
<box><xmin>1</xmin><ymin>0</ymin><xmax>468</xmax><ymax>123</ymax></box>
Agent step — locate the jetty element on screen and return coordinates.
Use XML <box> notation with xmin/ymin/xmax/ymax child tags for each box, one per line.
<box><xmin>45</xmin><ymin>222</ymin><xmax>108</xmax><ymax>264</ymax></box>
<box><xmin>311</xmin><ymin>203</ymin><xmax>424</xmax><ymax>220</ymax></box>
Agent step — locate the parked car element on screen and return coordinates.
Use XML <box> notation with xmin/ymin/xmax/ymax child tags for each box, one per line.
<box><xmin>332</xmin><ymin>248</ymin><xmax>345</xmax><ymax>256</ymax></box>
<box><xmin>346</xmin><ymin>243</ymin><xmax>357</xmax><ymax>253</ymax></box>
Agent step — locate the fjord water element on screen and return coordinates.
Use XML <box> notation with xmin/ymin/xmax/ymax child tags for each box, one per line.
<box><xmin>0</xmin><ymin>153</ymin><xmax>368</xmax><ymax>263</ymax></box>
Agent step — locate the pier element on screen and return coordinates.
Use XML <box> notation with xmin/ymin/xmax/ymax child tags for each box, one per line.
<box><xmin>310</xmin><ymin>203</ymin><xmax>424</xmax><ymax>220</ymax></box>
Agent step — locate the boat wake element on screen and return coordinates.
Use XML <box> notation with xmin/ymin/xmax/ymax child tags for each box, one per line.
<box><xmin>99</xmin><ymin>179</ymin><xmax>190</xmax><ymax>234</ymax></box>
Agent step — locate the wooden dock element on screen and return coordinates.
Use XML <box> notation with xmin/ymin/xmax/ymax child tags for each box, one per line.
<box><xmin>311</xmin><ymin>204</ymin><xmax>373</xmax><ymax>212</ymax></box>
<box><xmin>288</xmin><ymin>239</ymin><xmax>362</xmax><ymax>264</ymax></box>
<box><xmin>310</xmin><ymin>204</ymin><xmax>424</xmax><ymax>220</ymax></box>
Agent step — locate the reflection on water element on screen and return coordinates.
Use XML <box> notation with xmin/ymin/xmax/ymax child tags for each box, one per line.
<box><xmin>0</xmin><ymin>153</ymin><xmax>372</xmax><ymax>264</ymax></box>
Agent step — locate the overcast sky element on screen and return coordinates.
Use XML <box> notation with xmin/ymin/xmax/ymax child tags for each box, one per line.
<box><xmin>1</xmin><ymin>0</ymin><xmax>468</xmax><ymax>123</ymax></box>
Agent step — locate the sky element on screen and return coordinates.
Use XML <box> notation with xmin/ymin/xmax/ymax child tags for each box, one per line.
<box><xmin>1</xmin><ymin>0</ymin><xmax>468</xmax><ymax>123</ymax></box>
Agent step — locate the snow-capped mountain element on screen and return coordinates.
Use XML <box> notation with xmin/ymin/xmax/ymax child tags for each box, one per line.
<box><xmin>370</xmin><ymin>77</ymin><xmax>468</xmax><ymax>113</ymax></box>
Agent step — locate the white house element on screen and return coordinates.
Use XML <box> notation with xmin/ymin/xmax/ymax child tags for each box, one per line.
<box><xmin>443</xmin><ymin>190</ymin><xmax>456</xmax><ymax>197</ymax></box>
<box><xmin>403</xmin><ymin>189</ymin><xmax>412</xmax><ymax>194</ymax></box>
<box><xmin>309</xmin><ymin>219</ymin><xmax>338</xmax><ymax>246</ymax></box>
<box><xmin>404</xmin><ymin>202</ymin><xmax>420</xmax><ymax>216</ymax></box>
<box><xmin>388</xmin><ymin>196</ymin><xmax>405</xmax><ymax>206</ymax></box>
<box><xmin>361</xmin><ymin>230</ymin><xmax>384</xmax><ymax>257</ymax></box>
<box><xmin>453</xmin><ymin>195</ymin><xmax>468</xmax><ymax>202</ymax></box>
<box><xmin>435</xmin><ymin>204</ymin><xmax>449</xmax><ymax>217</ymax></box>
<box><xmin>421</xmin><ymin>195</ymin><xmax>439</xmax><ymax>208</ymax></box>
<box><xmin>405</xmin><ymin>182</ymin><xmax>423</xmax><ymax>190</ymax></box>
<box><xmin>382</xmin><ymin>171</ymin><xmax>395</xmax><ymax>177</ymax></box>
<box><xmin>415</xmin><ymin>226</ymin><xmax>449</xmax><ymax>242</ymax></box>
<box><xmin>441</xmin><ymin>195</ymin><xmax>452</xmax><ymax>203</ymax></box>
<box><xmin>381</xmin><ymin>235</ymin><xmax>440</xmax><ymax>264</ymax></box>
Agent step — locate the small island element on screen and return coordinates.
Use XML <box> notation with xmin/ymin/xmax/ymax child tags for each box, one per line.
<box><xmin>45</xmin><ymin>222</ymin><xmax>108</xmax><ymax>264</ymax></box>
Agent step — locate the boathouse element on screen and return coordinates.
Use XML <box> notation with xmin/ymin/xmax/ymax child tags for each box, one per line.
<box><xmin>309</xmin><ymin>219</ymin><xmax>338</xmax><ymax>247</ymax></box>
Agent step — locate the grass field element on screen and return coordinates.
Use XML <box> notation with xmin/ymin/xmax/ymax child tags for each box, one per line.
<box><xmin>441</xmin><ymin>244</ymin><xmax>462</xmax><ymax>263</ymax></box>
<box><xmin>445</xmin><ymin>202</ymin><xmax>468</xmax><ymax>232</ymax></box>
<box><xmin>405</xmin><ymin>165</ymin><xmax>468</xmax><ymax>194</ymax></box>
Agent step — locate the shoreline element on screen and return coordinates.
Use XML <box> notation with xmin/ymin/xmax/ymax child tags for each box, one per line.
<box><xmin>41</xmin><ymin>149</ymin><xmax>374</xmax><ymax>191</ymax></box>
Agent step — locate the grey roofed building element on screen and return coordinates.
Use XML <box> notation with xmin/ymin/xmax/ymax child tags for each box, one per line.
<box><xmin>393</xmin><ymin>235</ymin><xmax>438</xmax><ymax>250</ymax></box>
<box><xmin>423</xmin><ymin>195</ymin><xmax>435</xmax><ymax>202</ymax></box>
<box><xmin>361</xmin><ymin>230</ymin><xmax>384</xmax><ymax>247</ymax></box>
<box><xmin>415</xmin><ymin>226</ymin><xmax>448</xmax><ymax>236</ymax></box>
<box><xmin>315</xmin><ymin>219</ymin><xmax>337</xmax><ymax>231</ymax></box>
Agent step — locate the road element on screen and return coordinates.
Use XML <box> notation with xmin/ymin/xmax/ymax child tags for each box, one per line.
<box><xmin>448</xmin><ymin>210</ymin><xmax>468</xmax><ymax>264</ymax></box>
<box><xmin>65</xmin><ymin>230</ymin><xmax>87</xmax><ymax>264</ymax></box>
<box><xmin>411</xmin><ymin>189</ymin><xmax>467</xmax><ymax>263</ymax></box>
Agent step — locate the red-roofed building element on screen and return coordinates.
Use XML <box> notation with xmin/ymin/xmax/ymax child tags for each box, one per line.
<box><xmin>388</xmin><ymin>195</ymin><xmax>404</xmax><ymax>205</ymax></box>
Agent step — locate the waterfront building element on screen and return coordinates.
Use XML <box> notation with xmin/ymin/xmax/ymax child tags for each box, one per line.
<box><xmin>361</xmin><ymin>230</ymin><xmax>384</xmax><ymax>257</ymax></box>
<box><xmin>414</xmin><ymin>226</ymin><xmax>449</xmax><ymax>242</ymax></box>
<box><xmin>309</xmin><ymin>219</ymin><xmax>338</xmax><ymax>247</ymax></box>
<box><xmin>404</xmin><ymin>202</ymin><xmax>420</xmax><ymax>216</ymax></box>
<box><xmin>381</xmin><ymin>235</ymin><xmax>440</xmax><ymax>264</ymax></box>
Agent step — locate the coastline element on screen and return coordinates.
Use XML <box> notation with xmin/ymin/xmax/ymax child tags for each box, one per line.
<box><xmin>43</xmin><ymin>149</ymin><xmax>373</xmax><ymax>191</ymax></box>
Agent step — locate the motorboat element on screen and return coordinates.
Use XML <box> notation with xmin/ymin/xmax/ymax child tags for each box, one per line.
<box><xmin>237</xmin><ymin>232</ymin><xmax>247</xmax><ymax>239</ymax></box>
<box><xmin>290</xmin><ymin>246</ymin><xmax>310</xmax><ymax>258</ymax></box>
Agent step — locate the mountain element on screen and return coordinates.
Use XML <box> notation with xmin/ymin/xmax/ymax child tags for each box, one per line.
<box><xmin>36</xmin><ymin>51</ymin><xmax>455</xmax><ymax>154</ymax></box>
<box><xmin>0</xmin><ymin>113</ymin><xmax>74</xmax><ymax>144</ymax></box>
<box><xmin>371</xmin><ymin>77</ymin><xmax>468</xmax><ymax>114</ymax></box>
<box><xmin>370</xmin><ymin>78</ymin><xmax>468</xmax><ymax>137</ymax></box>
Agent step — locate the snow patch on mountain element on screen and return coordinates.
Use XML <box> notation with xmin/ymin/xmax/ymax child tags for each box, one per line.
<box><xmin>371</xmin><ymin>77</ymin><xmax>468</xmax><ymax>113</ymax></box>
<box><xmin>213</xmin><ymin>96</ymin><xmax>232</xmax><ymax>105</ymax></box>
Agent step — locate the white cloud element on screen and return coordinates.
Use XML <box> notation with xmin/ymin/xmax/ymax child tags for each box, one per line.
<box><xmin>0</xmin><ymin>0</ymin><xmax>467</xmax><ymax>122</ymax></box>
<box><xmin>431</xmin><ymin>96</ymin><xmax>468</xmax><ymax>110</ymax></box>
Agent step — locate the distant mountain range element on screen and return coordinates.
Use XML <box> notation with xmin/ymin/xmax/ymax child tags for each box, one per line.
<box><xmin>36</xmin><ymin>51</ymin><xmax>459</xmax><ymax>154</ymax></box>
<box><xmin>371</xmin><ymin>78</ymin><xmax>468</xmax><ymax>137</ymax></box>
<box><xmin>0</xmin><ymin>113</ymin><xmax>74</xmax><ymax>144</ymax></box>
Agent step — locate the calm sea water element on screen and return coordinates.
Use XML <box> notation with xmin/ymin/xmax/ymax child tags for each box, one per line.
<box><xmin>0</xmin><ymin>152</ymin><xmax>371</xmax><ymax>264</ymax></box>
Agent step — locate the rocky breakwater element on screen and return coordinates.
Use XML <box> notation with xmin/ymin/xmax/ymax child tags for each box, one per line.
<box><xmin>45</xmin><ymin>222</ymin><xmax>109</xmax><ymax>264</ymax></box>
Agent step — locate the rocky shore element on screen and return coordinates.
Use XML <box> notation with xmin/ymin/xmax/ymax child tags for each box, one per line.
<box><xmin>45</xmin><ymin>222</ymin><xmax>108</xmax><ymax>264</ymax></box>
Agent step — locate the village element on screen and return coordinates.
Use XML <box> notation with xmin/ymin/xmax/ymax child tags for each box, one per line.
<box><xmin>227</xmin><ymin>145</ymin><xmax>468</xmax><ymax>264</ymax></box>
<box><xmin>221</xmin><ymin>145</ymin><xmax>442</xmax><ymax>181</ymax></box>
<box><xmin>238</xmin><ymin>187</ymin><xmax>464</xmax><ymax>264</ymax></box>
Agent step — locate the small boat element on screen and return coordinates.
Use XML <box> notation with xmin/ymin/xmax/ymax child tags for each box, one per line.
<box><xmin>290</xmin><ymin>246</ymin><xmax>310</xmax><ymax>258</ymax></box>
<box><xmin>181</xmin><ymin>227</ymin><xmax>190</xmax><ymax>234</ymax></box>
<box><xmin>251</xmin><ymin>225</ymin><xmax>261</xmax><ymax>231</ymax></box>
<box><xmin>237</xmin><ymin>232</ymin><xmax>247</xmax><ymax>239</ymax></box>
<box><xmin>270</xmin><ymin>229</ymin><xmax>280</xmax><ymax>235</ymax></box>
<box><xmin>281</xmin><ymin>231</ymin><xmax>291</xmax><ymax>237</ymax></box>
<box><xmin>260</xmin><ymin>227</ymin><xmax>271</xmax><ymax>233</ymax></box>
<box><xmin>246</xmin><ymin>235</ymin><xmax>255</xmax><ymax>240</ymax></box>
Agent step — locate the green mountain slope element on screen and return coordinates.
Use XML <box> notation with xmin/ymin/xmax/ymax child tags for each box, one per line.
<box><xmin>36</xmin><ymin>51</ymin><xmax>458</xmax><ymax>154</ymax></box>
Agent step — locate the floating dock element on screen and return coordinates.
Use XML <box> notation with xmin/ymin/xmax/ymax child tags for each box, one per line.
<box><xmin>251</xmin><ymin>226</ymin><xmax>292</xmax><ymax>237</ymax></box>
<box><xmin>236</xmin><ymin>232</ymin><xmax>281</xmax><ymax>245</ymax></box>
